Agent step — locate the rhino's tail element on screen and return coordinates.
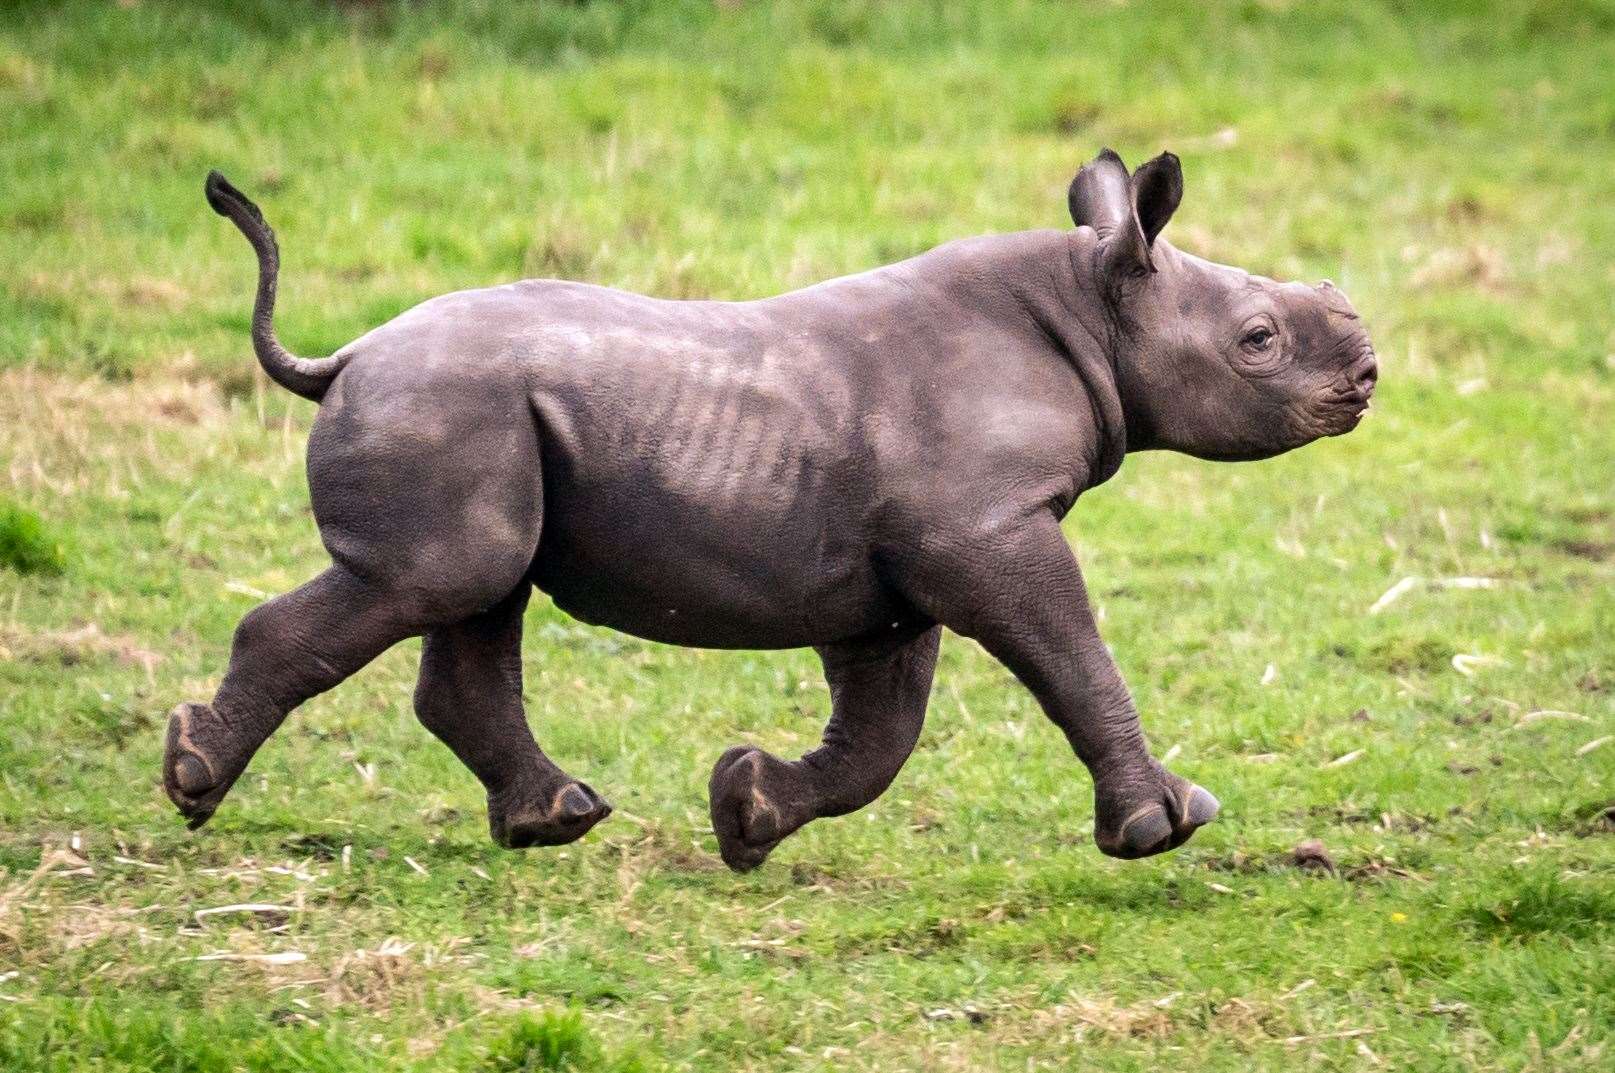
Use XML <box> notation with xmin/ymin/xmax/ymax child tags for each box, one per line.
<box><xmin>204</xmin><ymin>171</ymin><xmax>347</xmax><ymax>403</ymax></box>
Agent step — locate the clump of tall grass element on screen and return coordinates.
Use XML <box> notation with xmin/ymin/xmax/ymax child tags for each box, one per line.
<box><xmin>0</xmin><ymin>499</ymin><xmax>66</xmax><ymax>575</ymax></box>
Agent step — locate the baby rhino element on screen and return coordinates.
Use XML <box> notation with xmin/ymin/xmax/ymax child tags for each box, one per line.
<box><xmin>168</xmin><ymin>149</ymin><xmax>1375</xmax><ymax>870</ymax></box>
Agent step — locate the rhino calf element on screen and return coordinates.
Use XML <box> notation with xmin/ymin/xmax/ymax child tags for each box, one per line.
<box><xmin>167</xmin><ymin>150</ymin><xmax>1375</xmax><ymax>870</ymax></box>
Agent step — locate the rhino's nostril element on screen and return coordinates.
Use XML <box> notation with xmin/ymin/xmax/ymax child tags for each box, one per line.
<box><xmin>1349</xmin><ymin>352</ymin><xmax>1378</xmax><ymax>390</ymax></box>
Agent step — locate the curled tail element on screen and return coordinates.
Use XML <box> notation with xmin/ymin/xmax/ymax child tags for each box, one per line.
<box><xmin>204</xmin><ymin>171</ymin><xmax>347</xmax><ymax>402</ymax></box>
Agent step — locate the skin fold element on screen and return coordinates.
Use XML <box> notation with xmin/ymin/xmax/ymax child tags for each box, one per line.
<box><xmin>166</xmin><ymin>149</ymin><xmax>1376</xmax><ymax>870</ymax></box>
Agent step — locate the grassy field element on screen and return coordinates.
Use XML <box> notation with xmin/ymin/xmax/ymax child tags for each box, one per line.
<box><xmin>2</xmin><ymin>1</ymin><xmax>1613</xmax><ymax>1069</ymax></box>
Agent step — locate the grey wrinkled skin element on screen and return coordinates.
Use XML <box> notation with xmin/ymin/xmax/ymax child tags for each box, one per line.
<box><xmin>166</xmin><ymin>150</ymin><xmax>1375</xmax><ymax>870</ymax></box>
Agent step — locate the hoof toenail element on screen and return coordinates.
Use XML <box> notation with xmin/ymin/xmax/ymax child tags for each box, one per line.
<box><xmin>1185</xmin><ymin>785</ymin><xmax>1220</xmax><ymax>826</ymax></box>
<box><xmin>557</xmin><ymin>784</ymin><xmax>594</xmax><ymax>821</ymax></box>
<box><xmin>1117</xmin><ymin>802</ymin><xmax>1172</xmax><ymax>851</ymax></box>
<box><xmin>174</xmin><ymin>753</ymin><xmax>212</xmax><ymax>797</ymax></box>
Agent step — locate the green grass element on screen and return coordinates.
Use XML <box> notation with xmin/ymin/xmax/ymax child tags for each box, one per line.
<box><xmin>0</xmin><ymin>499</ymin><xmax>66</xmax><ymax>576</ymax></box>
<box><xmin>1</xmin><ymin>1</ymin><xmax>1612</xmax><ymax>1069</ymax></box>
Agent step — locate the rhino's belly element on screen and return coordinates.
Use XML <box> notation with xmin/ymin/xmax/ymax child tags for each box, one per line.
<box><xmin>529</xmin><ymin>485</ymin><xmax>905</xmax><ymax>649</ymax></box>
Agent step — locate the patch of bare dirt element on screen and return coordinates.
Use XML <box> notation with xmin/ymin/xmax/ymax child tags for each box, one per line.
<box><xmin>1408</xmin><ymin>243</ymin><xmax>1511</xmax><ymax>295</ymax></box>
<box><xmin>0</xmin><ymin>847</ymin><xmax>166</xmax><ymax>965</ymax></box>
<box><xmin>115</xmin><ymin>277</ymin><xmax>190</xmax><ymax>309</ymax></box>
<box><xmin>1552</xmin><ymin>538</ymin><xmax>1615</xmax><ymax>562</ymax></box>
<box><xmin>0</xmin><ymin>367</ymin><xmax>230</xmax><ymax>496</ymax></box>
<box><xmin>1202</xmin><ymin>843</ymin><xmax>1426</xmax><ymax>884</ymax></box>
<box><xmin>1015</xmin><ymin>992</ymin><xmax>1179</xmax><ymax>1044</ymax></box>
<box><xmin>0</xmin><ymin>622</ymin><xmax>162</xmax><ymax>679</ymax></box>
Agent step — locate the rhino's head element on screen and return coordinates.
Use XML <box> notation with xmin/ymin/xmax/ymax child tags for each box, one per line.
<box><xmin>1070</xmin><ymin>149</ymin><xmax>1376</xmax><ymax>462</ymax></box>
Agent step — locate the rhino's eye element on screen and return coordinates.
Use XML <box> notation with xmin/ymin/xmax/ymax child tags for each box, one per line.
<box><xmin>1241</xmin><ymin>327</ymin><xmax>1275</xmax><ymax>352</ymax></box>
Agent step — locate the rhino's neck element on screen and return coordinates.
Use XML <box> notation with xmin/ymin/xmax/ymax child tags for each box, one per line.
<box><xmin>1052</xmin><ymin>230</ymin><xmax>1128</xmax><ymax>486</ymax></box>
<box><xmin>1061</xmin><ymin>232</ymin><xmax>1174</xmax><ymax>458</ymax></box>
<box><xmin>911</xmin><ymin>230</ymin><xmax>1128</xmax><ymax>488</ymax></box>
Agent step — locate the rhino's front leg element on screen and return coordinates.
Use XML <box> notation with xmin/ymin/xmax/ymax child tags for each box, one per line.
<box><xmin>709</xmin><ymin>626</ymin><xmax>940</xmax><ymax>871</ymax></box>
<box><xmin>906</xmin><ymin>513</ymin><xmax>1219</xmax><ymax>859</ymax></box>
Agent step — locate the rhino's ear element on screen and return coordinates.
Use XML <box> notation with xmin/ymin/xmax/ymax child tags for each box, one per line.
<box><xmin>1068</xmin><ymin>148</ymin><xmax>1153</xmax><ymax>275</ymax></box>
<box><xmin>1130</xmin><ymin>151</ymin><xmax>1182</xmax><ymax>247</ymax></box>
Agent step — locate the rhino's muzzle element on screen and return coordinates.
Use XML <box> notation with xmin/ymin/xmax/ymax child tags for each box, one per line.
<box><xmin>1347</xmin><ymin>347</ymin><xmax>1378</xmax><ymax>400</ymax></box>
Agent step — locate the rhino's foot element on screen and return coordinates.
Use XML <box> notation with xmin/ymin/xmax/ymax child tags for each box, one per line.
<box><xmin>163</xmin><ymin>702</ymin><xmax>238</xmax><ymax>829</ymax></box>
<box><xmin>489</xmin><ymin>779</ymin><xmax>612</xmax><ymax>849</ymax></box>
<box><xmin>708</xmin><ymin>746</ymin><xmax>812</xmax><ymax>872</ymax></box>
<box><xmin>1093</xmin><ymin>762</ymin><xmax>1220</xmax><ymax>860</ymax></box>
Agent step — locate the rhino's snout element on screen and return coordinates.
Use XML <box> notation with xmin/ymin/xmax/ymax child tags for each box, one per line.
<box><xmin>1347</xmin><ymin>346</ymin><xmax>1378</xmax><ymax>399</ymax></box>
<box><xmin>1316</xmin><ymin>280</ymin><xmax>1375</xmax><ymax>410</ymax></box>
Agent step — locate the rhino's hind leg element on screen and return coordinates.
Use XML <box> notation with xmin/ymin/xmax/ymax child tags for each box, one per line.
<box><xmin>414</xmin><ymin>585</ymin><xmax>611</xmax><ymax>849</ymax></box>
<box><xmin>709</xmin><ymin>625</ymin><xmax>940</xmax><ymax>872</ymax></box>
<box><xmin>164</xmin><ymin>565</ymin><xmax>420</xmax><ymax>827</ymax></box>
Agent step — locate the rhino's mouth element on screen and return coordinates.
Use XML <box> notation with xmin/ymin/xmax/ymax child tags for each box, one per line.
<box><xmin>1319</xmin><ymin>345</ymin><xmax>1377</xmax><ymax>434</ymax></box>
<box><xmin>1319</xmin><ymin>391</ymin><xmax>1372</xmax><ymax>436</ymax></box>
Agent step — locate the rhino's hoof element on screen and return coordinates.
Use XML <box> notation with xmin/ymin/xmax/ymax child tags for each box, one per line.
<box><xmin>163</xmin><ymin>703</ymin><xmax>225</xmax><ymax>829</ymax></box>
<box><xmin>709</xmin><ymin>746</ymin><xmax>797</xmax><ymax>873</ymax></box>
<box><xmin>491</xmin><ymin>780</ymin><xmax>612</xmax><ymax>849</ymax></box>
<box><xmin>1095</xmin><ymin>777</ymin><xmax>1220</xmax><ymax>860</ymax></box>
